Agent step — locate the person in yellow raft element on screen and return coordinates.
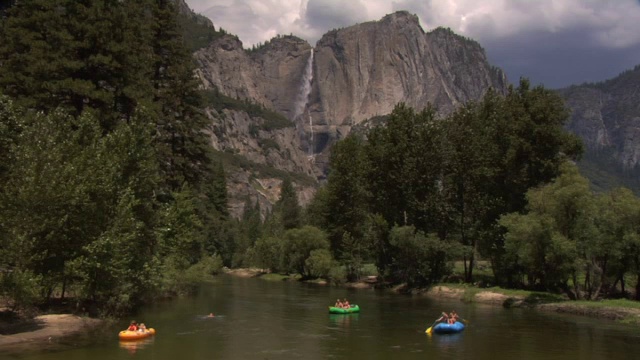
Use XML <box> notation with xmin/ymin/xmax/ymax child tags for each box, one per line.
<box><xmin>127</xmin><ymin>320</ymin><xmax>138</xmax><ymax>331</ymax></box>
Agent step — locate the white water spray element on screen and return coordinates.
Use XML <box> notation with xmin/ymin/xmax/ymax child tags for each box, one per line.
<box><xmin>294</xmin><ymin>49</ymin><xmax>314</xmax><ymax>156</ymax></box>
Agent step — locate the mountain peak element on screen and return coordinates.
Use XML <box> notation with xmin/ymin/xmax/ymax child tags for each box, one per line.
<box><xmin>381</xmin><ymin>10</ymin><xmax>420</xmax><ymax>25</ymax></box>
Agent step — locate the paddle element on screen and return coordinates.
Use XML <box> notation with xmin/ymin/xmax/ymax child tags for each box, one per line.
<box><xmin>425</xmin><ymin>319</ymin><xmax>439</xmax><ymax>334</ymax></box>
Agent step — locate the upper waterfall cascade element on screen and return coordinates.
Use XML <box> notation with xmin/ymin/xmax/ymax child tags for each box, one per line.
<box><xmin>293</xmin><ymin>49</ymin><xmax>315</xmax><ymax>156</ymax></box>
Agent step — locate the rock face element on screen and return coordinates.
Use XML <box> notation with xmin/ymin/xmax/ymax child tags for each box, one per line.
<box><xmin>188</xmin><ymin>9</ymin><xmax>509</xmax><ymax>216</ymax></box>
<box><xmin>310</xmin><ymin>12</ymin><xmax>506</xmax><ymax>127</ymax></box>
<box><xmin>559</xmin><ymin>65</ymin><xmax>640</xmax><ymax>168</ymax></box>
<box><xmin>195</xmin><ymin>35</ymin><xmax>312</xmax><ymax>122</ymax></box>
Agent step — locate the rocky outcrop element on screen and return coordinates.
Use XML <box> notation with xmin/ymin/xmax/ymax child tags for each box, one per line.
<box><xmin>559</xmin><ymin>65</ymin><xmax>640</xmax><ymax>168</ymax></box>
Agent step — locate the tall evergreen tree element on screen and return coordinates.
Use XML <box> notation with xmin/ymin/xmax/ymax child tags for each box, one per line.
<box><xmin>275</xmin><ymin>178</ymin><xmax>301</xmax><ymax>230</ymax></box>
<box><xmin>0</xmin><ymin>0</ymin><xmax>156</xmax><ymax>128</ymax></box>
<box><xmin>151</xmin><ymin>0</ymin><xmax>211</xmax><ymax>193</ymax></box>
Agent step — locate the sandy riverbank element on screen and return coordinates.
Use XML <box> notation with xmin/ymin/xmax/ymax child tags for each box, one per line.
<box><xmin>0</xmin><ymin>314</ymin><xmax>102</xmax><ymax>352</ymax></box>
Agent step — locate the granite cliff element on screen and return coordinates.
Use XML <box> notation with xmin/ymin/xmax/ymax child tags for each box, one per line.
<box><xmin>185</xmin><ymin>6</ymin><xmax>509</xmax><ymax>216</ymax></box>
<box><xmin>559</xmin><ymin>65</ymin><xmax>640</xmax><ymax>169</ymax></box>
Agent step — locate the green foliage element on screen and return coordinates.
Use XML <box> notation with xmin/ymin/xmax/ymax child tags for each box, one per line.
<box><xmin>274</xmin><ymin>178</ymin><xmax>301</xmax><ymax>230</ymax></box>
<box><xmin>282</xmin><ymin>226</ymin><xmax>331</xmax><ymax>277</ymax></box>
<box><xmin>0</xmin><ymin>270</ymin><xmax>42</xmax><ymax>311</ymax></box>
<box><xmin>158</xmin><ymin>187</ymin><xmax>205</xmax><ymax>265</ymax></box>
<box><xmin>500</xmin><ymin>163</ymin><xmax>595</xmax><ymax>294</ymax></box>
<box><xmin>305</xmin><ymin>249</ymin><xmax>334</xmax><ymax>278</ymax></box>
<box><xmin>365</xmin><ymin>103</ymin><xmax>443</xmax><ymax>233</ymax></box>
<box><xmin>324</xmin><ymin>134</ymin><xmax>370</xmax><ymax>250</ymax></box>
<box><xmin>0</xmin><ymin>1</ymin><xmax>229</xmax><ymax>314</ymax></box>
<box><xmin>314</xmin><ymin>80</ymin><xmax>586</xmax><ymax>292</ymax></box>
<box><xmin>387</xmin><ymin>226</ymin><xmax>460</xmax><ymax>286</ymax></box>
<box><xmin>250</xmin><ymin>236</ymin><xmax>286</xmax><ymax>273</ymax></box>
<box><xmin>177</xmin><ymin>13</ymin><xmax>225</xmax><ymax>52</ymax></box>
<box><xmin>327</xmin><ymin>266</ymin><xmax>347</xmax><ymax>284</ymax></box>
<box><xmin>160</xmin><ymin>254</ymin><xmax>221</xmax><ymax>297</ymax></box>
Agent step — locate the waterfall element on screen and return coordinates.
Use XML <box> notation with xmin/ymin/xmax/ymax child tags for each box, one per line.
<box><xmin>294</xmin><ymin>49</ymin><xmax>314</xmax><ymax>157</ymax></box>
<box><xmin>294</xmin><ymin>49</ymin><xmax>314</xmax><ymax>119</ymax></box>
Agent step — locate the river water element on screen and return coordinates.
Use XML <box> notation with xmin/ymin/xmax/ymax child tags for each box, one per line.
<box><xmin>4</xmin><ymin>275</ymin><xmax>640</xmax><ymax>359</ymax></box>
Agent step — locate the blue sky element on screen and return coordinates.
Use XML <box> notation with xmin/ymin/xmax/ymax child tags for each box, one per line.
<box><xmin>184</xmin><ymin>0</ymin><xmax>640</xmax><ymax>89</ymax></box>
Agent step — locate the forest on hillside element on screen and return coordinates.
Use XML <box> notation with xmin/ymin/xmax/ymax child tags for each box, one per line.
<box><xmin>2</xmin><ymin>1</ymin><xmax>640</xmax><ymax>319</ymax></box>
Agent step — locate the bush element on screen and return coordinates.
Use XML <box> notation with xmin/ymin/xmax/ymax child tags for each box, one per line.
<box><xmin>328</xmin><ymin>266</ymin><xmax>347</xmax><ymax>285</ymax></box>
<box><xmin>0</xmin><ymin>270</ymin><xmax>43</xmax><ymax>311</ymax></box>
<box><xmin>305</xmin><ymin>249</ymin><xmax>333</xmax><ymax>278</ymax></box>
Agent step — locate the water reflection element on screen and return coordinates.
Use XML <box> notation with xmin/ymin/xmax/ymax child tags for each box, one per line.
<box><xmin>118</xmin><ymin>337</ymin><xmax>155</xmax><ymax>355</ymax></box>
<box><xmin>328</xmin><ymin>313</ymin><xmax>360</xmax><ymax>328</ymax></box>
<box><xmin>426</xmin><ymin>331</ymin><xmax>464</xmax><ymax>348</ymax></box>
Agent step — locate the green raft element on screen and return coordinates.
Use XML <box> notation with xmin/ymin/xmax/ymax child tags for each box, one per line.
<box><xmin>329</xmin><ymin>305</ymin><xmax>360</xmax><ymax>314</ymax></box>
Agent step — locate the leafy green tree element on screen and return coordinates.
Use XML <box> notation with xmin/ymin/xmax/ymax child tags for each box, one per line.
<box><xmin>282</xmin><ymin>226</ymin><xmax>331</xmax><ymax>277</ymax></box>
<box><xmin>364</xmin><ymin>104</ymin><xmax>445</xmax><ymax>234</ymax></box>
<box><xmin>1</xmin><ymin>107</ymin><xmax>160</xmax><ymax>311</ymax></box>
<box><xmin>249</xmin><ymin>236</ymin><xmax>286</xmax><ymax>273</ymax></box>
<box><xmin>323</xmin><ymin>134</ymin><xmax>370</xmax><ymax>252</ymax></box>
<box><xmin>592</xmin><ymin>188</ymin><xmax>640</xmax><ymax>299</ymax></box>
<box><xmin>158</xmin><ymin>186</ymin><xmax>205</xmax><ymax>267</ymax></box>
<box><xmin>500</xmin><ymin>162</ymin><xmax>594</xmax><ymax>296</ymax></box>
<box><xmin>440</xmin><ymin>93</ymin><xmax>503</xmax><ymax>282</ymax></box>
<box><xmin>230</xmin><ymin>198</ymin><xmax>262</xmax><ymax>267</ymax></box>
<box><xmin>0</xmin><ymin>95</ymin><xmax>20</xmax><ymax>181</ymax></box>
<box><xmin>479</xmin><ymin>79</ymin><xmax>584</xmax><ymax>284</ymax></box>
<box><xmin>362</xmin><ymin>214</ymin><xmax>390</xmax><ymax>279</ymax></box>
<box><xmin>305</xmin><ymin>249</ymin><xmax>334</xmax><ymax>279</ymax></box>
<box><xmin>387</xmin><ymin>226</ymin><xmax>460</xmax><ymax>286</ymax></box>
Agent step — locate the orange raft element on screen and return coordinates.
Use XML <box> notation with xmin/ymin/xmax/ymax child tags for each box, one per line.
<box><xmin>118</xmin><ymin>328</ymin><xmax>156</xmax><ymax>341</ymax></box>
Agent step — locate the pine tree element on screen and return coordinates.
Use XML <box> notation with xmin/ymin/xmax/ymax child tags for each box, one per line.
<box><xmin>275</xmin><ymin>178</ymin><xmax>301</xmax><ymax>230</ymax></box>
<box><xmin>150</xmin><ymin>0</ymin><xmax>211</xmax><ymax>193</ymax></box>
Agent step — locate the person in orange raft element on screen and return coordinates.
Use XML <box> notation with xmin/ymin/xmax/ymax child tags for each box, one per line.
<box><xmin>127</xmin><ymin>320</ymin><xmax>138</xmax><ymax>331</ymax></box>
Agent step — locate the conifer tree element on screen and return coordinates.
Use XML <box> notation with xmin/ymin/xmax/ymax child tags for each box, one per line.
<box><xmin>151</xmin><ymin>0</ymin><xmax>211</xmax><ymax>193</ymax></box>
<box><xmin>275</xmin><ymin>178</ymin><xmax>301</xmax><ymax>230</ymax></box>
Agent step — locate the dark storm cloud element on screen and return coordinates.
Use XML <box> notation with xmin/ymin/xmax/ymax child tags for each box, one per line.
<box><xmin>483</xmin><ymin>29</ymin><xmax>640</xmax><ymax>88</ymax></box>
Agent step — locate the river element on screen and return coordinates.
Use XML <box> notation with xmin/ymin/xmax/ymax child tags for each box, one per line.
<box><xmin>4</xmin><ymin>275</ymin><xmax>640</xmax><ymax>359</ymax></box>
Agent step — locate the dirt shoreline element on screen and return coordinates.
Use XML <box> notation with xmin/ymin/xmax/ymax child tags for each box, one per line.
<box><xmin>0</xmin><ymin>314</ymin><xmax>102</xmax><ymax>351</ymax></box>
